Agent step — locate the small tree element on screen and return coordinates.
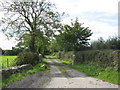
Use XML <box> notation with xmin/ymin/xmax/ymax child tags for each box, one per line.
<box><xmin>56</xmin><ymin>18</ymin><xmax>92</xmax><ymax>51</ymax></box>
<box><xmin>106</xmin><ymin>37</ymin><xmax>120</xmax><ymax>49</ymax></box>
<box><xmin>91</xmin><ymin>37</ymin><xmax>106</xmax><ymax>50</ymax></box>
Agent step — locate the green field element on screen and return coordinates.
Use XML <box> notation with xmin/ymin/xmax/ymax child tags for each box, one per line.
<box><xmin>0</xmin><ymin>56</ymin><xmax>17</xmax><ymax>69</ymax></box>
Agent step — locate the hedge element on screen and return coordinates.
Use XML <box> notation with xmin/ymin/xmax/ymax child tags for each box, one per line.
<box><xmin>54</xmin><ymin>50</ymin><xmax>120</xmax><ymax>70</ymax></box>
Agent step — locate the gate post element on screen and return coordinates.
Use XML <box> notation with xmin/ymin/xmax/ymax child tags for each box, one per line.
<box><xmin>72</xmin><ymin>54</ymin><xmax>76</xmax><ymax>65</ymax></box>
<box><xmin>39</xmin><ymin>54</ymin><xmax>42</xmax><ymax>63</ymax></box>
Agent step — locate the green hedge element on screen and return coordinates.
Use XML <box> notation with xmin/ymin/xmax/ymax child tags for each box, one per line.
<box><xmin>54</xmin><ymin>50</ymin><xmax>120</xmax><ymax>70</ymax></box>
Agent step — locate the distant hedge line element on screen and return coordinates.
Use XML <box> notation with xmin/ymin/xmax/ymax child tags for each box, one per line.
<box><xmin>54</xmin><ymin>50</ymin><xmax>120</xmax><ymax>70</ymax></box>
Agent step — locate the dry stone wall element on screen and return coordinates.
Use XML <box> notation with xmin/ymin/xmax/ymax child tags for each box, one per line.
<box><xmin>1</xmin><ymin>64</ymin><xmax>32</xmax><ymax>77</ymax></box>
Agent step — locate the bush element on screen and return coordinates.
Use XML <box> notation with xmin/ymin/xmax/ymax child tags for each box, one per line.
<box><xmin>14</xmin><ymin>52</ymin><xmax>39</xmax><ymax>66</ymax></box>
<box><xmin>54</xmin><ymin>51</ymin><xmax>74</xmax><ymax>63</ymax></box>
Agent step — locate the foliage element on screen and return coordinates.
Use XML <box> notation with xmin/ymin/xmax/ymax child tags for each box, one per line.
<box><xmin>35</xmin><ymin>34</ymin><xmax>50</xmax><ymax>55</ymax></box>
<box><xmin>0</xmin><ymin>48</ymin><xmax>2</xmax><ymax>55</ymax></box>
<box><xmin>56</xmin><ymin>18</ymin><xmax>92</xmax><ymax>51</ymax></box>
<box><xmin>2</xmin><ymin>50</ymin><xmax>15</xmax><ymax>56</ymax></box>
<box><xmin>2</xmin><ymin>58</ymin><xmax>50</xmax><ymax>87</ymax></box>
<box><xmin>91</xmin><ymin>36</ymin><xmax>120</xmax><ymax>50</ymax></box>
<box><xmin>1</xmin><ymin>0</ymin><xmax>63</xmax><ymax>52</ymax></box>
<box><xmin>55</xmin><ymin>51</ymin><xmax>73</xmax><ymax>63</ymax></box>
<box><xmin>91</xmin><ymin>37</ymin><xmax>106</xmax><ymax>49</ymax></box>
<box><xmin>2</xmin><ymin>47</ymin><xmax>23</xmax><ymax>56</ymax></box>
<box><xmin>54</xmin><ymin>50</ymin><xmax>119</xmax><ymax>70</ymax></box>
<box><xmin>14</xmin><ymin>52</ymin><xmax>39</xmax><ymax>66</ymax></box>
<box><xmin>0</xmin><ymin>56</ymin><xmax>17</xmax><ymax>69</ymax></box>
<box><xmin>106</xmin><ymin>36</ymin><xmax>120</xmax><ymax>49</ymax></box>
<box><xmin>48</xmin><ymin>39</ymin><xmax>62</xmax><ymax>52</ymax></box>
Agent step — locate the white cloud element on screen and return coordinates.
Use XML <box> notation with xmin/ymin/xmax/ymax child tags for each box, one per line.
<box><xmin>51</xmin><ymin>0</ymin><xmax>119</xmax><ymax>15</ymax></box>
<box><xmin>77</xmin><ymin>17</ymin><xmax>118</xmax><ymax>40</ymax></box>
<box><xmin>0</xmin><ymin>33</ymin><xmax>18</xmax><ymax>50</ymax></box>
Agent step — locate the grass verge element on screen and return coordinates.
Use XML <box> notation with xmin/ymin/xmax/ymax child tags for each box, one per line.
<box><xmin>2</xmin><ymin>58</ymin><xmax>50</xmax><ymax>88</ymax></box>
<box><xmin>51</xmin><ymin>55</ymin><xmax>120</xmax><ymax>85</ymax></box>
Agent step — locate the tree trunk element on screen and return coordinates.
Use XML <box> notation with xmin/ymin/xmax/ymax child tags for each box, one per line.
<box><xmin>29</xmin><ymin>34</ymin><xmax>35</xmax><ymax>52</ymax></box>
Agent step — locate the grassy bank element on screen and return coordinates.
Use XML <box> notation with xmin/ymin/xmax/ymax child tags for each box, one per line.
<box><xmin>0</xmin><ymin>56</ymin><xmax>17</xmax><ymax>69</ymax></box>
<box><xmin>2</xmin><ymin>58</ymin><xmax>50</xmax><ymax>88</ymax></box>
<box><xmin>51</xmin><ymin>56</ymin><xmax>120</xmax><ymax>85</ymax></box>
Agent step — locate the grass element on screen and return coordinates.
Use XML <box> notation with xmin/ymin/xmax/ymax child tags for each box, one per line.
<box><xmin>0</xmin><ymin>56</ymin><xmax>17</xmax><ymax>69</ymax></box>
<box><xmin>51</xmin><ymin>55</ymin><xmax>120</xmax><ymax>85</ymax></box>
<box><xmin>2</xmin><ymin>58</ymin><xmax>50</xmax><ymax>88</ymax></box>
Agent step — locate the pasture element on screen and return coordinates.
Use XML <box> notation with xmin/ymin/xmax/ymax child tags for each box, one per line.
<box><xmin>0</xmin><ymin>56</ymin><xmax>17</xmax><ymax>69</ymax></box>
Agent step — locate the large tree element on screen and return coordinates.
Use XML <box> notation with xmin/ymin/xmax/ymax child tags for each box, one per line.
<box><xmin>56</xmin><ymin>18</ymin><xmax>92</xmax><ymax>51</ymax></box>
<box><xmin>1</xmin><ymin>0</ymin><xmax>62</xmax><ymax>52</ymax></box>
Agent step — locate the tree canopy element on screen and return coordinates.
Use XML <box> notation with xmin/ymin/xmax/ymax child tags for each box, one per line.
<box><xmin>56</xmin><ymin>18</ymin><xmax>92</xmax><ymax>51</ymax></box>
<box><xmin>1</xmin><ymin>0</ymin><xmax>62</xmax><ymax>52</ymax></box>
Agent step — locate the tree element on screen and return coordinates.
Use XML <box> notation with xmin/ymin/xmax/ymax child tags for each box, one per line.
<box><xmin>49</xmin><ymin>39</ymin><xmax>62</xmax><ymax>52</ymax></box>
<box><xmin>56</xmin><ymin>18</ymin><xmax>92</xmax><ymax>51</ymax></box>
<box><xmin>91</xmin><ymin>37</ymin><xmax>106</xmax><ymax>50</ymax></box>
<box><xmin>106</xmin><ymin>36</ymin><xmax>120</xmax><ymax>49</ymax></box>
<box><xmin>1</xmin><ymin>0</ymin><xmax>62</xmax><ymax>52</ymax></box>
<box><xmin>0</xmin><ymin>48</ymin><xmax>2</xmax><ymax>55</ymax></box>
<box><xmin>91</xmin><ymin>36</ymin><xmax>120</xmax><ymax>50</ymax></box>
<box><xmin>35</xmin><ymin>32</ymin><xmax>50</xmax><ymax>54</ymax></box>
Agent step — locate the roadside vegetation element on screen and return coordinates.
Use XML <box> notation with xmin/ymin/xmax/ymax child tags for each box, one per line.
<box><xmin>51</xmin><ymin>56</ymin><xmax>119</xmax><ymax>85</ymax></box>
<box><xmin>0</xmin><ymin>0</ymin><xmax>119</xmax><ymax>87</ymax></box>
<box><xmin>49</xmin><ymin>31</ymin><xmax>119</xmax><ymax>85</ymax></box>
<box><xmin>2</xmin><ymin>58</ymin><xmax>50</xmax><ymax>88</ymax></box>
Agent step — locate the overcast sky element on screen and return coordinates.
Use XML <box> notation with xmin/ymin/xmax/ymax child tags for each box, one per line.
<box><xmin>0</xmin><ymin>0</ymin><xmax>119</xmax><ymax>50</ymax></box>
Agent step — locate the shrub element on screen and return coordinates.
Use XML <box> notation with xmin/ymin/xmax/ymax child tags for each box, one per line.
<box><xmin>14</xmin><ymin>52</ymin><xmax>39</xmax><ymax>66</ymax></box>
<box><xmin>54</xmin><ymin>51</ymin><xmax>74</xmax><ymax>63</ymax></box>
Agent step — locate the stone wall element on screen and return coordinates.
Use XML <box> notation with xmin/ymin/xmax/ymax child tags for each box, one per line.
<box><xmin>1</xmin><ymin>64</ymin><xmax>32</xmax><ymax>77</ymax></box>
<box><xmin>55</xmin><ymin>50</ymin><xmax>119</xmax><ymax>70</ymax></box>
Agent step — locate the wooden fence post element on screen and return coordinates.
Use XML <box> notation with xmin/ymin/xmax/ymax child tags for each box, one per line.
<box><xmin>7</xmin><ymin>58</ymin><xmax>9</xmax><ymax>68</ymax></box>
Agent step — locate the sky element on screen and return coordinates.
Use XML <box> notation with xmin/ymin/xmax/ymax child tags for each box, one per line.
<box><xmin>0</xmin><ymin>0</ymin><xmax>119</xmax><ymax>50</ymax></box>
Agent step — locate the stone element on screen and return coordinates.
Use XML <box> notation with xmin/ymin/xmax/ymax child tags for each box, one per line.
<box><xmin>39</xmin><ymin>54</ymin><xmax>42</xmax><ymax>63</ymax></box>
<box><xmin>2</xmin><ymin>64</ymin><xmax>32</xmax><ymax>77</ymax></box>
<box><xmin>40</xmin><ymin>64</ymin><xmax>47</xmax><ymax>69</ymax></box>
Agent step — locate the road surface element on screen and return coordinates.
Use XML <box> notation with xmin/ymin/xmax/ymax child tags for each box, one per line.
<box><xmin>6</xmin><ymin>56</ymin><xmax>119</xmax><ymax>88</ymax></box>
